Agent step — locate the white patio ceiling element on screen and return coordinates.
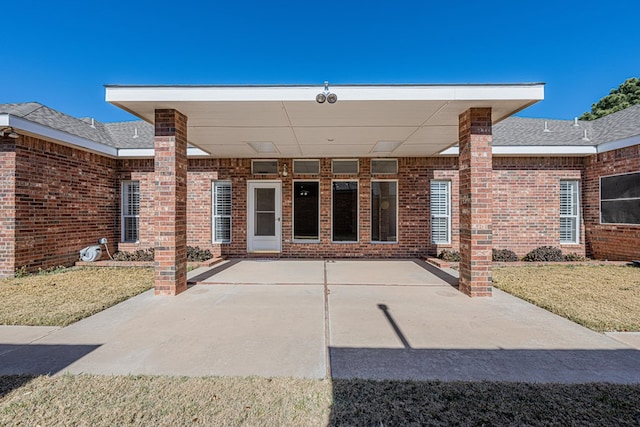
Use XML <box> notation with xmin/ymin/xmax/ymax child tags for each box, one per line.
<box><xmin>106</xmin><ymin>84</ymin><xmax>544</xmax><ymax>158</ymax></box>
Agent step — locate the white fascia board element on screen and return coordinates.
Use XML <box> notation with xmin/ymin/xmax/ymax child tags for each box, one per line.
<box><xmin>438</xmin><ymin>145</ymin><xmax>597</xmax><ymax>156</ymax></box>
<box><xmin>117</xmin><ymin>147</ymin><xmax>210</xmax><ymax>158</ymax></box>
<box><xmin>106</xmin><ymin>84</ymin><xmax>544</xmax><ymax>103</ymax></box>
<box><xmin>3</xmin><ymin>115</ymin><xmax>118</xmax><ymax>157</ymax></box>
<box><xmin>492</xmin><ymin>146</ymin><xmax>596</xmax><ymax>156</ymax></box>
<box><xmin>597</xmin><ymin>135</ymin><xmax>640</xmax><ymax>153</ymax></box>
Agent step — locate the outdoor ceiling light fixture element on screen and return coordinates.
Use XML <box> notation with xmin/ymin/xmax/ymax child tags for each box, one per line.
<box><xmin>0</xmin><ymin>127</ymin><xmax>19</xmax><ymax>139</ymax></box>
<box><xmin>316</xmin><ymin>81</ymin><xmax>337</xmax><ymax>104</ymax></box>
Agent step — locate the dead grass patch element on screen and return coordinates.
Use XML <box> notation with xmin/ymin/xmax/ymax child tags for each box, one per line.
<box><xmin>0</xmin><ymin>267</ymin><xmax>153</xmax><ymax>326</ymax></box>
<box><xmin>0</xmin><ymin>375</ymin><xmax>331</xmax><ymax>426</ymax></box>
<box><xmin>1</xmin><ymin>375</ymin><xmax>639</xmax><ymax>426</ymax></box>
<box><xmin>493</xmin><ymin>265</ymin><xmax>640</xmax><ymax>332</ymax></box>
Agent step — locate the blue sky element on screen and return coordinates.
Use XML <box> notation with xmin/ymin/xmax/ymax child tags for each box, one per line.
<box><xmin>3</xmin><ymin>0</ymin><xmax>639</xmax><ymax>122</ymax></box>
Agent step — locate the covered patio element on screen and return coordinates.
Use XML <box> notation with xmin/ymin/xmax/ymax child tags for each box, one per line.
<box><xmin>106</xmin><ymin>83</ymin><xmax>545</xmax><ymax>297</ymax></box>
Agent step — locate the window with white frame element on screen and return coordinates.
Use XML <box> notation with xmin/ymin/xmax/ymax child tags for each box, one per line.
<box><xmin>293</xmin><ymin>181</ymin><xmax>320</xmax><ymax>241</ymax></box>
<box><xmin>212</xmin><ymin>181</ymin><xmax>232</xmax><ymax>243</ymax></box>
<box><xmin>430</xmin><ymin>180</ymin><xmax>450</xmax><ymax>244</ymax></box>
<box><xmin>560</xmin><ymin>180</ymin><xmax>580</xmax><ymax>244</ymax></box>
<box><xmin>371</xmin><ymin>159</ymin><xmax>398</xmax><ymax>175</ymax></box>
<box><xmin>293</xmin><ymin>160</ymin><xmax>320</xmax><ymax>175</ymax></box>
<box><xmin>371</xmin><ymin>181</ymin><xmax>397</xmax><ymax>242</ymax></box>
<box><xmin>332</xmin><ymin>181</ymin><xmax>358</xmax><ymax>242</ymax></box>
<box><xmin>332</xmin><ymin>159</ymin><xmax>359</xmax><ymax>175</ymax></box>
<box><xmin>121</xmin><ymin>180</ymin><xmax>140</xmax><ymax>242</ymax></box>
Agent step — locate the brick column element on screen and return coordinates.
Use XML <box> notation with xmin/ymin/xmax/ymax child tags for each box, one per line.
<box><xmin>0</xmin><ymin>139</ymin><xmax>16</xmax><ymax>277</ymax></box>
<box><xmin>154</xmin><ymin>109</ymin><xmax>188</xmax><ymax>296</ymax></box>
<box><xmin>458</xmin><ymin>108</ymin><xmax>493</xmax><ymax>297</ymax></box>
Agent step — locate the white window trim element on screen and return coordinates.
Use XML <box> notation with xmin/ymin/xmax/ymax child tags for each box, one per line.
<box><xmin>371</xmin><ymin>158</ymin><xmax>398</xmax><ymax>175</ymax></box>
<box><xmin>212</xmin><ymin>180</ymin><xmax>232</xmax><ymax>244</ymax></box>
<box><xmin>121</xmin><ymin>180</ymin><xmax>140</xmax><ymax>243</ymax></box>
<box><xmin>292</xmin><ymin>180</ymin><xmax>321</xmax><ymax>243</ymax></box>
<box><xmin>293</xmin><ymin>159</ymin><xmax>320</xmax><ymax>175</ymax></box>
<box><xmin>332</xmin><ymin>159</ymin><xmax>359</xmax><ymax>175</ymax></box>
<box><xmin>331</xmin><ymin>179</ymin><xmax>359</xmax><ymax>243</ymax></box>
<box><xmin>251</xmin><ymin>159</ymin><xmax>279</xmax><ymax>175</ymax></box>
<box><xmin>430</xmin><ymin>180</ymin><xmax>451</xmax><ymax>245</ymax></box>
<box><xmin>560</xmin><ymin>180</ymin><xmax>580</xmax><ymax>244</ymax></box>
<box><xmin>370</xmin><ymin>179</ymin><xmax>398</xmax><ymax>243</ymax></box>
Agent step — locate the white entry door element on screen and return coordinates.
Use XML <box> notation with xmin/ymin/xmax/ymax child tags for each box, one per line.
<box><xmin>247</xmin><ymin>181</ymin><xmax>282</xmax><ymax>253</ymax></box>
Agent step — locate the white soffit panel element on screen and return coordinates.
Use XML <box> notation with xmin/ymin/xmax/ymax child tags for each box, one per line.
<box><xmin>106</xmin><ymin>84</ymin><xmax>544</xmax><ymax>158</ymax></box>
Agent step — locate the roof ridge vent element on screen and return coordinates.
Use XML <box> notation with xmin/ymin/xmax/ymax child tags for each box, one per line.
<box><xmin>573</xmin><ymin>117</ymin><xmax>579</xmax><ymax>127</ymax></box>
<box><xmin>543</xmin><ymin>121</ymin><xmax>550</xmax><ymax>132</ymax></box>
<box><xmin>581</xmin><ymin>129</ymin><xmax>590</xmax><ymax>141</ymax></box>
<box><xmin>133</xmin><ymin>127</ymin><xmax>139</xmax><ymax>139</ymax></box>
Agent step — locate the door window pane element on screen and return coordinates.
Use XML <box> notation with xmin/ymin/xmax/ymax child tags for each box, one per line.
<box><xmin>332</xmin><ymin>181</ymin><xmax>358</xmax><ymax>241</ymax></box>
<box><xmin>294</xmin><ymin>182</ymin><xmax>319</xmax><ymax>240</ymax></box>
<box><xmin>255</xmin><ymin>188</ymin><xmax>275</xmax><ymax>236</ymax></box>
<box><xmin>371</xmin><ymin>181</ymin><xmax>397</xmax><ymax>242</ymax></box>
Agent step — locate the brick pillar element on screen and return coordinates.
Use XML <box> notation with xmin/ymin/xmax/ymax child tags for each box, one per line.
<box><xmin>154</xmin><ymin>109</ymin><xmax>188</xmax><ymax>296</ymax></box>
<box><xmin>0</xmin><ymin>139</ymin><xmax>16</xmax><ymax>277</ymax></box>
<box><xmin>458</xmin><ymin>108</ymin><xmax>492</xmax><ymax>297</ymax></box>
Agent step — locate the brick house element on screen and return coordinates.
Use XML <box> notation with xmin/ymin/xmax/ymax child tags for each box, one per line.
<box><xmin>1</xmin><ymin>84</ymin><xmax>639</xmax><ymax>297</ymax></box>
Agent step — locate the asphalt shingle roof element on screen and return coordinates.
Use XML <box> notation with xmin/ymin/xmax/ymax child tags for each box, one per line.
<box><xmin>103</xmin><ymin>121</ymin><xmax>154</xmax><ymax>149</ymax></box>
<box><xmin>3</xmin><ymin>101</ymin><xmax>640</xmax><ymax>151</ymax></box>
<box><xmin>493</xmin><ymin>117</ymin><xmax>596</xmax><ymax>146</ymax></box>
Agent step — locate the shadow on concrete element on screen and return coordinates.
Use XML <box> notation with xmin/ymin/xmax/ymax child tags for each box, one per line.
<box><xmin>329</xmin><ymin>346</ymin><xmax>640</xmax><ymax>383</ymax></box>
<box><xmin>187</xmin><ymin>259</ymin><xmax>241</xmax><ymax>285</ymax></box>
<box><xmin>0</xmin><ymin>344</ymin><xmax>101</xmax><ymax>376</ymax></box>
<box><xmin>412</xmin><ymin>259</ymin><xmax>459</xmax><ymax>288</ymax></box>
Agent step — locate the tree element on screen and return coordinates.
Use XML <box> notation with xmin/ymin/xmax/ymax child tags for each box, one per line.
<box><xmin>580</xmin><ymin>77</ymin><xmax>640</xmax><ymax>120</ymax></box>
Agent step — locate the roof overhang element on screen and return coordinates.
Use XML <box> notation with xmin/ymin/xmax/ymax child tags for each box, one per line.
<box><xmin>0</xmin><ymin>113</ymin><xmax>118</xmax><ymax>157</ymax></box>
<box><xmin>106</xmin><ymin>83</ymin><xmax>545</xmax><ymax>158</ymax></box>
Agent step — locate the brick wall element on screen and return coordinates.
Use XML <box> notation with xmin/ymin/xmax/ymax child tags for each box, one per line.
<box><xmin>493</xmin><ymin>157</ymin><xmax>586</xmax><ymax>257</ymax></box>
<box><xmin>584</xmin><ymin>145</ymin><xmax>640</xmax><ymax>260</ymax></box>
<box><xmin>194</xmin><ymin>157</ymin><xmax>461</xmax><ymax>259</ymax></box>
<box><xmin>12</xmin><ymin>135</ymin><xmax>118</xmax><ymax>273</ymax></box>
<box><xmin>116</xmin><ymin>156</ymin><xmax>593</xmax><ymax>260</ymax></box>
<box><xmin>0</xmin><ymin>139</ymin><xmax>16</xmax><ymax>277</ymax></box>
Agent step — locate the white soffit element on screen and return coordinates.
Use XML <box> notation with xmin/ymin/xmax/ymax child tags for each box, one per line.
<box><xmin>106</xmin><ymin>84</ymin><xmax>545</xmax><ymax>158</ymax></box>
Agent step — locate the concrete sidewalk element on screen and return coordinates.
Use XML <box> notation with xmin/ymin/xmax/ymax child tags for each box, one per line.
<box><xmin>1</xmin><ymin>259</ymin><xmax>639</xmax><ymax>383</ymax></box>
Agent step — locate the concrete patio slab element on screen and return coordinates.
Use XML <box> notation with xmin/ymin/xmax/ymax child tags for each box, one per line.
<box><xmin>196</xmin><ymin>259</ymin><xmax>325</xmax><ymax>284</ymax></box>
<box><xmin>326</xmin><ymin>260</ymin><xmax>446</xmax><ymax>285</ymax></box>
<box><xmin>606</xmin><ymin>332</ymin><xmax>640</xmax><ymax>350</ymax></box>
<box><xmin>328</xmin><ymin>285</ymin><xmax>639</xmax><ymax>382</ymax></box>
<box><xmin>1</xmin><ymin>260</ymin><xmax>638</xmax><ymax>383</ymax></box>
<box><xmin>0</xmin><ymin>326</ymin><xmax>60</xmax><ymax>347</ymax></box>
<box><xmin>0</xmin><ymin>284</ymin><xmax>326</xmax><ymax>378</ymax></box>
